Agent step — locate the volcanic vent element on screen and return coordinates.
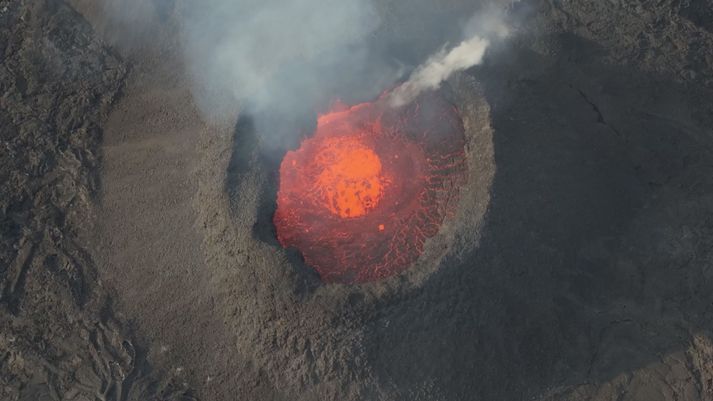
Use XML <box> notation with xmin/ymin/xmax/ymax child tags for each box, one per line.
<box><xmin>274</xmin><ymin>93</ymin><xmax>467</xmax><ymax>283</ymax></box>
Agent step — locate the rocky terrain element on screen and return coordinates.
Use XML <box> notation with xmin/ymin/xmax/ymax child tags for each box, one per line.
<box><xmin>0</xmin><ymin>1</ymin><xmax>191</xmax><ymax>400</ymax></box>
<box><xmin>2</xmin><ymin>0</ymin><xmax>713</xmax><ymax>400</ymax></box>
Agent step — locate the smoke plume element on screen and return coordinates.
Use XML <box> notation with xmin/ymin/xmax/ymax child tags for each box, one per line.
<box><xmin>388</xmin><ymin>36</ymin><xmax>490</xmax><ymax>107</ymax></box>
<box><xmin>180</xmin><ymin>0</ymin><xmax>392</xmax><ymax>122</ymax></box>
<box><xmin>388</xmin><ymin>5</ymin><xmax>514</xmax><ymax>107</ymax></box>
<box><xmin>94</xmin><ymin>0</ymin><xmax>518</xmax><ymax>133</ymax></box>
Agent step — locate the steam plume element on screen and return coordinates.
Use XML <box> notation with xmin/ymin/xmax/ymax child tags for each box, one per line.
<box><xmin>388</xmin><ymin>4</ymin><xmax>514</xmax><ymax>107</ymax></box>
<box><xmin>387</xmin><ymin>36</ymin><xmax>490</xmax><ymax>107</ymax></box>
<box><xmin>180</xmin><ymin>0</ymin><xmax>388</xmax><ymax>121</ymax></box>
<box><xmin>96</xmin><ymin>0</ymin><xmax>518</xmax><ymax>129</ymax></box>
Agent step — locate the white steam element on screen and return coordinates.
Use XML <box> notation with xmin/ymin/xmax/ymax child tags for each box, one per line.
<box><xmin>180</xmin><ymin>0</ymin><xmax>387</xmax><ymax>120</ymax></box>
<box><xmin>388</xmin><ymin>36</ymin><xmax>490</xmax><ymax>107</ymax></box>
<box><xmin>388</xmin><ymin>6</ymin><xmax>513</xmax><ymax>107</ymax></box>
<box><xmin>93</xmin><ymin>0</ymin><xmax>519</xmax><ymax>124</ymax></box>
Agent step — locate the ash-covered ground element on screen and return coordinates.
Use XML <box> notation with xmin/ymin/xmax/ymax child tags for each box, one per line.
<box><xmin>3</xmin><ymin>1</ymin><xmax>713</xmax><ymax>400</ymax></box>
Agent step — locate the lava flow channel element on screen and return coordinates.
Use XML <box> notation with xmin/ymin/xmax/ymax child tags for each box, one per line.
<box><xmin>274</xmin><ymin>93</ymin><xmax>467</xmax><ymax>283</ymax></box>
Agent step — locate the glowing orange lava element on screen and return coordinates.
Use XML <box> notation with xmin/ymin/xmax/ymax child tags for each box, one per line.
<box><xmin>313</xmin><ymin>137</ymin><xmax>385</xmax><ymax>218</ymax></box>
<box><xmin>274</xmin><ymin>92</ymin><xmax>466</xmax><ymax>283</ymax></box>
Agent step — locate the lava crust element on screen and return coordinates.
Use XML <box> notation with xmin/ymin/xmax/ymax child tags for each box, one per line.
<box><xmin>274</xmin><ymin>93</ymin><xmax>467</xmax><ymax>283</ymax></box>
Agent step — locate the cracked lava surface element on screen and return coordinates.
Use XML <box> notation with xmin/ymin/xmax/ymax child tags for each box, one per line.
<box><xmin>274</xmin><ymin>93</ymin><xmax>467</xmax><ymax>283</ymax></box>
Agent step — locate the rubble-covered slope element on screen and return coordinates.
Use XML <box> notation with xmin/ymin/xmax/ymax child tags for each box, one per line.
<box><xmin>0</xmin><ymin>1</ymin><xmax>189</xmax><ymax>400</ymax></box>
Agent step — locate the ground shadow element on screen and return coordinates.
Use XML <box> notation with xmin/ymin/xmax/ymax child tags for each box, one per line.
<box><xmin>225</xmin><ymin>111</ymin><xmax>322</xmax><ymax>292</ymax></box>
<box><xmin>223</xmin><ymin>28</ymin><xmax>713</xmax><ymax>399</ymax></box>
<box><xmin>363</xmin><ymin>33</ymin><xmax>713</xmax><ymax>399</ymax></box>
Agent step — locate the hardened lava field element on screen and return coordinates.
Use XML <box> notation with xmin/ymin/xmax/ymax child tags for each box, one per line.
<box><xmin>274</xmin><ymin>93</ymin><xmax>467</xmax><ymax>283</ymax></box>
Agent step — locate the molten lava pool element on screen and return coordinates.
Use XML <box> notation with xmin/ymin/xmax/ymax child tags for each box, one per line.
<box><xmin>274</xmin><ymin>93</ymin><xmax>467</xmax><ymax>283</ymax></box>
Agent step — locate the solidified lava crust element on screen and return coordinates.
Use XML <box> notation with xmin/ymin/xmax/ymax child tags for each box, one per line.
<box><xmin>274</xmin><ymin>93</ymin><xmax>467</xmax><ymax>283</ymax></box>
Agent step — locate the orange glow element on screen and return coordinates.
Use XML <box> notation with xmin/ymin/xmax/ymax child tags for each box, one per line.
<box><xmin>274</xmin><ymin>92</ymin><xmax>467</xmax><ymax>283</ymax></box>
<box><xmin>313</xmin><ymin>137</ymin><xmax>385</xmax><ymax>218</ymax></box>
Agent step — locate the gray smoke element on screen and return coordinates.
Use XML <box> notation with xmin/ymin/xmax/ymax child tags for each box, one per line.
<box><xmin>181</xmin><ymin>0</ymin><xmax>393</xmax><ymax>121</ymax></box>
<box><xmin>94</xmin><ymin>0</ymin><xmax>519</xmax><ymax>130</ymax></box>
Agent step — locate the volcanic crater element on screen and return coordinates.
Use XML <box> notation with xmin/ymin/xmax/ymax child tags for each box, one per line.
<box><xmin>7</xmin><ymin>1</ymin><xmax>713</xmax><ymax>400</ymax></box>
<box><xmin>227</xmin><ymin>74</ymin><xmax>494</xmax><ymax>287</ymax></box>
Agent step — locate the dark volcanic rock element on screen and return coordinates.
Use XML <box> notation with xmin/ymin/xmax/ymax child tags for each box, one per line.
<box><xmin>4</xmin><ymin>0</ymin><xmax>713</xmax><ymax>401</ymax></box>
<box><xmin>0</xmin><ymin>1</ymin><xmax>189</xmax><ymax>400</ymax></box>
<box><xmin>205</xmin><ymin>1</ymin><xmax>713</xmax><ymax>400</ymax></box>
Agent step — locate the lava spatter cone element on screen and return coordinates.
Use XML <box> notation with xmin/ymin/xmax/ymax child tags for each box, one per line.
<box><xmin>274</xmin><ymin>92</ymin><xmax>467</xmax><ymax>283</ymax></box>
